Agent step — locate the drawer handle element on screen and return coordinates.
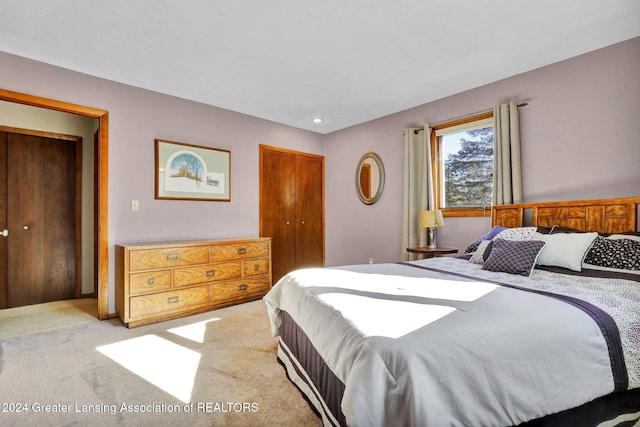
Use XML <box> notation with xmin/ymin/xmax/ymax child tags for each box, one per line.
<box><xmin>167</xmin><ymin>253</ymin><xmax>179</xmax><ymax>261</ymax></box>
<box><xmin>238</xmin><ymin>283</ymin><xmax>248</xmax><ymax>291</ymax></box>
<box><xmin>206</xmin><ymin>269</ymin><xmax>216</xmax><ymax>277</ymax></box>
<box><xmin>237</xmin><ymin>247</ymin><xmax>247</xmax><ymax>255</ymax></box>
<box><xmin>147</xmin><ymin>277</ymin><xmax>155</xmax><ymax>285</ymax></box>
<box><xmin>167</xmin><ymin>296</ymin><xmax>179</xmax><ymax>304</ymax></box>
<box><xmin>253</xmin><ymin>263</ymin><xmax>260</xmax><ymax>271</ymax></box>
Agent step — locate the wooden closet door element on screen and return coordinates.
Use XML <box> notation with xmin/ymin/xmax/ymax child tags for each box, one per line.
<box><xmin>295</xmin><ymin>154</ymin><xmax>324</xmax><ymax>269</ymax></box>
<box><xmin>260</xmin><ymin>145</ymin><xmax>324</xmax><ymax>284</ymax></box>
<box><xmin>260</xmin><ymin>147</ymin><xmax>297</xmax><ymax>283</ymax></box>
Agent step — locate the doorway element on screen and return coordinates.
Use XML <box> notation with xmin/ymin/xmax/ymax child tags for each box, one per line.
<box><xmin>0</xmin><ymin>88</ymin><xmax>109</xmax><ymax>320</ymax></box>
<box><xmin>0</xmin><ymin>128</ymin><xmax>81</xmax><ymax>307</ymax></box>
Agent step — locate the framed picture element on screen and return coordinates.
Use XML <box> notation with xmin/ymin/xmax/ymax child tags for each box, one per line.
<box><xmin>155</xmin><ymin>139</ymin><xmax>231</xmax><ymax>201</ymax></box>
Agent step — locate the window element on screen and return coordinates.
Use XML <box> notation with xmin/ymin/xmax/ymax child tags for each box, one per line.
<box><xmin>430</xmin><ymin>112</ymin><xmax>494</xmax><ymax>217</ymax></box>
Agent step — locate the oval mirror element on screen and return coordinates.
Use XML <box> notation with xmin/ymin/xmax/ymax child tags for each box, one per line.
<box><xmin>355</xmin><ymin>152</ymin><xmax>385</xmax><ymax>205</ymax></box>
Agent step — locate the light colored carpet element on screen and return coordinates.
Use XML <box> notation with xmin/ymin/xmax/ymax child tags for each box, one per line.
<box><xmin>0</xmin><ymin>300</ymin><xmax>321</xmax><ymax>426</ymax></box>
<box><xmin>0</xmin><ymin>298</ymin><xmax>98</xmax><ymax>339</ymax></box>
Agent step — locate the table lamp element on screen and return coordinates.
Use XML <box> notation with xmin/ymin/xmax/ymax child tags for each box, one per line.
<box><xmin>420</xmin><ymin>210</ymin><xmax>445</xmax><ymax>249</ymax></box>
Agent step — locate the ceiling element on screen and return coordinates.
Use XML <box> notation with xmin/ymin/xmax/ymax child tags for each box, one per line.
<box><xmin>1</xmin><ymin>1</ymin><xmax>639</xmax><ymax>134</ymax></box>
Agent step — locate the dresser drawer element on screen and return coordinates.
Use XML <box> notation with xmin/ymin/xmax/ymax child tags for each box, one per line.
<box><xmin>173</xmin><ymin>262</ymin><xmax>242</xmax><ymax>287</ymax></box>
<box><xmin>243</xmin><ymin>258</ymin><xmax>270</xmax><ymax>277</ymax></box>
<box><xmin>129</xmin><ymin>286</ymin><xmax>210</xmax><ymax>319</ymax></box>
<box><xmin>211</xmin><ymin>241</ymin><xmax>269</xmax><ymax>261</ymax></box>
<box><xmin>212</xmin><ymin>278</ymin><xmax>270</xmax><ymax>303</ymax></box>
<box><xmin>129</xmin><ymin>270</ymin><xmax>172</xmax><ymax>295</ymax></box>
<box><xmin>117</xmin><ymin>237</ymin><xmax>271</xmax><ymax>327</ymax></box>
<box><xmin>129</xmin><ymin>246</ymin><xmax>210</xmax><ymax>271</ymax></box>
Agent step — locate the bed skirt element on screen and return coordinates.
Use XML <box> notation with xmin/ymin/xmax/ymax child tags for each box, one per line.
<box><xmin>277</xmin><ymin>310</ymin><xmax>640</xmax><ymax>427</ymax></box>
<box><xmin>277</xmin><ymin>310</ymin><xmax>347</xmax><ymax>426</ymax></box>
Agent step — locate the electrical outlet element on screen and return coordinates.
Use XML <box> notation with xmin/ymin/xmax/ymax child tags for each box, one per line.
<box><xmin>131</xmin><ymin>200</ymin><xmax>140</xmax><ymax>211</ymax></box>
<box><xmin>368</xmin><ymin>258</ymin><xmax>374</xmax><ymax>264</ymax></box>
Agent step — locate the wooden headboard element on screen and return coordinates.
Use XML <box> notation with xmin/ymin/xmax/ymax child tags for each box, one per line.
<box><xmin>492</xmin><ymin>197</ymin><xmax>640</xmax><ymax>234</ymax></box>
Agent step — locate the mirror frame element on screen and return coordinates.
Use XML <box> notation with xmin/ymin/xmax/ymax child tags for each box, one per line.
<box><xmin>355</xmin><ymin>151</ymin><xmax>385</xmax><ymax>205</ymax></box>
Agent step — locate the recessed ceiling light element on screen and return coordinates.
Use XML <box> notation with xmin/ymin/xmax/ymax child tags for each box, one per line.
<box><xmin>311</xmin><ymin>117</ymin><xmax>324</xmax><ymax>124</ymax></box>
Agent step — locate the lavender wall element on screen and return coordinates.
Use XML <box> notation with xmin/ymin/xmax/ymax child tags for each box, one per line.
<box><xmin>324</xmin><ymin>37</ymin><xmax>640</xmax><ymax>266</ymax></box>
<box><xmin>1</xmin><ymin>37</ymin><xmax>639</xmax><ymax>313</ymax></box>
<box><xmin>1</xmin><ymin>52</ymin><xmax>324</xmax><ymax>313</ymax></box>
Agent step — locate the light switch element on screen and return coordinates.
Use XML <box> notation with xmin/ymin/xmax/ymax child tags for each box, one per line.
<box><xmin>131</xmin><ymin>200</ymin><xmax>140</xmax><ymax>211</ymax></box>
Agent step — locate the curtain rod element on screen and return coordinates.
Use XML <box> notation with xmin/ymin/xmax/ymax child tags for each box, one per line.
<box><xmin>409</xmin><ymin>102</ymin><xmax>529</xmax><ymax>134</ymax></box>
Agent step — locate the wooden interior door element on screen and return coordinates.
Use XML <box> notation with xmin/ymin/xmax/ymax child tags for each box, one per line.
<box><xmin>0</xmin><ymin>132</ymin><xmax>7</xmax><ymax>308</ymax></box>
<box><xmin>1</xmin><ymin>129</ymin><xmax>81</xmax><ymax>308</ymax></box>
<box><xmin>294</xmin><ymin>154</ymin><xmax>324</xmax><ymax>269</ymax></box>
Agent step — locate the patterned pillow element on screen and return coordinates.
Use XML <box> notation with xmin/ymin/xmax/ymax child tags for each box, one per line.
<box><xmin>469</xmin><ymin>227</ymin><xmax>538</xmax><ymax>264</ymax></box>
<box><xmin>464</xmin><ymin>226</ymin><xmax>507</xmax><ymax>254</ymax></box>
<box><xmin>482</xmin><ymin>239</ymin><xmax>546</xmax><ymax>277</ymax></box>
<box><xmin>469</xmin><ymin>240</ymin><xmax>492</xmax><ymax>264</ymax></box>
<box><xmin>584</xmin><ymin>236</ymin><xmax>640</xmax><ymax>271</ymax></box>
<box><xmin>496</xmin><ymin>226</ymin><xmax>538</xmax><ymax>241</ymax></box>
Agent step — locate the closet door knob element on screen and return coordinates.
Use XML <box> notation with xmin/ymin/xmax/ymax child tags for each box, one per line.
<box><xmin>23</xmin><ymin>225</ymin><xmax>29</xmax><ymax>230</ymax></box>
<box><xmin>1</xmin><ymin>229</ymin><xmax>7</xmax><ymax>237</ymax></box>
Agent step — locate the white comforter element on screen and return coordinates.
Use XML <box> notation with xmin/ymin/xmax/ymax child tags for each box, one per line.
<box><xmin>264</xmin><ymin>258</ymin><xmax>639</xmax><ymax>427</ymax></box>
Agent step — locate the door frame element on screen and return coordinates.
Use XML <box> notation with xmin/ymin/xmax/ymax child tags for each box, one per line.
<box><xmin>0</xmin><ymin>88</ymin><xmax>110</xmax><ymax>320</ymax></box>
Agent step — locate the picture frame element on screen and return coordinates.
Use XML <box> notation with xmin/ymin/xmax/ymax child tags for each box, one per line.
<box><xmin>155</xmin><ymin>139</ymin><xmax>231</xmax><ymax>201</ymax></box>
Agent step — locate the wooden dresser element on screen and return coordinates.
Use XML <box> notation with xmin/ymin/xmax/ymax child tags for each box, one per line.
<box><xmin>116</xmin><ymin>237</ymin><xmax>271</xmax><ymax>328</ymax></box>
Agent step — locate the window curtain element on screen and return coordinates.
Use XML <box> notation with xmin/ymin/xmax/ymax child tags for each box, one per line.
<box><xmin>402</xmin><ymin>125</ymin><xmax>434</xmax><ymax>261</ymax></box>
<box><xmin>493</xmin><ymin>102</ymin><xmax>523</xmax><ymax>205</ymax></box>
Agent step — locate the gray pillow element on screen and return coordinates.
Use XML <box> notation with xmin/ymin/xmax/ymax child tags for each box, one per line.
<box><xmin>482</xmin><ymin>239</ymin><xmax>546</xmax><ymax>277</ymax></box>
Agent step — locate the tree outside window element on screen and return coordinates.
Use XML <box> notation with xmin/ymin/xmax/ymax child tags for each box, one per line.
<box><xmin>431</xmin><ymin>113</ymin><xmax>494</xmax><ymax>216</ymax></box>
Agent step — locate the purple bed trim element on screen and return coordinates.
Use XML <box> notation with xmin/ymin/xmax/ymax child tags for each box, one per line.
<box><xmin>279</xmin><ymin>310</ymin><xmax>347</xmax><ymax>427</ymax></box>
<box><xmin>400</xmin><ymin>262</ymin><xmax>629</xmax><ymax>392</ymax></box>
<box><xmin>278</xmin><ymin>307</ymin><xmax>640</xmax><ymax>427</ymax></box>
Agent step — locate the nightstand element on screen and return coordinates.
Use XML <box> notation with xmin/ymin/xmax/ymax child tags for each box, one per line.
<box><xmin>406</xmin><ymin>247</ymin><xmax>458</xmax><ymax>258</ymax></box>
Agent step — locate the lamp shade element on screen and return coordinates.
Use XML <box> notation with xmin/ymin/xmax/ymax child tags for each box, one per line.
<box><xmin>420</xmin><ymin>210</ymin><xmax>444</xmax><ymax>228</ymax></box>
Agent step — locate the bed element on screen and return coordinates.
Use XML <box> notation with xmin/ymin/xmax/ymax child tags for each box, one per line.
<box><xmin>264</xmin><ymin>197</ymin><xmax>640</xmax><ymax>427</ymax></box>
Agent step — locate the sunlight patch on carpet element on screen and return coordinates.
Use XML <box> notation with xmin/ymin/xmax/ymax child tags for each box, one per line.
<box><xmin>97</xmin><ymin>335</ymin><xmax>200</xmax><ymax>403</ymax></box>
<box><xmin>167</xmin><ymin>318</ymin><xmax>220</xmax><ymax>343</ymax></box>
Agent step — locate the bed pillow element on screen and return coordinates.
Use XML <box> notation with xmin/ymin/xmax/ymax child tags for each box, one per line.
<box><xmin>532</xmin><ymin>232</ymin><xmax>598</xmax><ymax>272</ymax></box>
<box><xmin>469</xmin><ymin>240</ymin><xmax>492</xmax><ymax>264</ymax></box>
<box><xmin>605</xmin><ymin>233</ymin><xmax>640</xmax><ymax>243</ymax></box>
<box><xmin>616</xmin><ymin>231</ymin><xmax>640</xmax><ymax>238</ymax></box>
<box><xmin>495</xmin><ymin>226</ymin><xmax>538</xmax><ymax>241</ymax></box>
<box><xmin>482</xmin><ymin>239</ymin><xmax>546</xmax><ymax>277</ymax></box>
<box><xmin>464</xmin><ymin>226</ymin><xmax>507</xmax><ymax>254</ymax></box>
<box><xmin>536</xmin><ymin>226</ymin><xmax>553</xmax><ymax>234</ymax></box>
<box><xmin>549</xmin><ymin>225</ymin><xmax>585</xmax><ymax>234</ymax></box>
<box><xmin>469</xmin><ymin>227</ymin><xmax>538</xmax><ymax>264</ymax></box>
<box><xmin>583</xmin><ymin>236</ymin><xmax>640</xmax><ymax>271</ymax></box>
